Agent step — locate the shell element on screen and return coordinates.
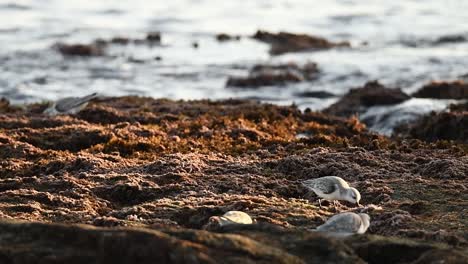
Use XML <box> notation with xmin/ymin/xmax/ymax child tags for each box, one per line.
<box><xmin>222</xmin><ymin>211</ymin><xmax>253</xmax><ymax>224</ymax></box>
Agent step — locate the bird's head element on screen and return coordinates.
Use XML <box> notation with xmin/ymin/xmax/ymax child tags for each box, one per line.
<box><xmin>346</xmin><ymin>187</ymin><xmax>361</xmax><ymax>206</ymax></box>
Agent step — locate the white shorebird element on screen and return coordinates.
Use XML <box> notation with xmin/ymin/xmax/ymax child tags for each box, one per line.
<box><xmin>302</xmin><ymin>176</ymin><xmax>361</xmax><ymax>208</ymax></box>
<box><xmin>43</xmin><ymin>93</ymin><xmax>98</xmax><ymax>116</ymax></box>
<box><xmin>204</xmin><ymin>211</ymin><xmax>253</xmax><ymax>229</ymax></box>
<box><xmin>315</xmin><ymin>212</ymin><xmax>370</xmax><ymax>236</ymax></box>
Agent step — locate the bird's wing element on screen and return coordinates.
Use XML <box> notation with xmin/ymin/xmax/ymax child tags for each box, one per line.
<box><xmin>330</xmin><ymin>176</ymin><xmax>350</xmax><ymax>188</ymax></box>
<box><xmin>302</xmin><ymin>177</ymin><xmax>342</xmax><ymax>194</ymax></box>
<box><xmin>315</xmin><ymin>178</ymin><xmax>338</xmax><ymax>194</ymax></box>
<box><xmin>55</xmin><ymin>93</ymin><xmax>97</xmax><ymax>112</ymax></box>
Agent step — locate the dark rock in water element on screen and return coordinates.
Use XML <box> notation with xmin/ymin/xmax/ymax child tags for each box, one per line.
<box><xmin>449</xmin><ymin>101</ymin><xmax>468</xmax><ymax>112</ymax></box>
<box><xmin>295</xmin><ymin>91</ymin><xmax>335</xmax><ymax>98</ymax></box>
<box><xmin>412</xmin><ymin>81</ymin><xmax>468</xmax><ymax>99</ymax></box>
<box><xmin>0</xmin><ymin>219</ymin><xmax>465</xmax><ymax>264</ymax></box>
<box><xmin>216</xmin><ymin>33</ymin><xmax>241</xmax><ymax>42</ymax></box>
<box><xmin>55</xmin><ymin>42</ymin><xmax>105</xmax><ymax>56</ymax></box>
<box><xmin>96</xmin><ymin>32</ymin><xmax>162</xmax><ymax>46</ymax></box>
<box><xmin>401</xmin><ymin>34</ymin><xmax>467</xmax><ymax>48</ymax></box>
<box><xmin>227</xmin><ymin>62</ymin><xmax>319</xmax><ymax>88</ymax></box>
<box><xmin>394</xmin><ymin>111</ymin><xmax>468</xmax><ymax>143</ymax></box>
<box><xmin>0</xmin><ymin>98</ymin><xmax>21</xmax><ymax>113</ymax></box>
<box><xmin>110</xmin><ymin>36</ymin><xmax>132</xmax><ymax>45</ymax></box>
<box><xmin>127</xmin><ymin>57</ymin><xmax>146</xmax><ymax>64</ymax></box>
<box><xmin>227</xmin><ymin>71</ymin><xmax>302</xmax><ymax>87</ymax></box>
<box><xmin>432</xmin><ymin>34</ymin><xmax>467</xmax><ymax>45</ymax></box>
<box><xmin>323</xmin><ymin>81</ymin><xmax>410</xmax><ymax>117</ymax></box>
<box><xmin>252</xmin><ymin>30</ymin><xmax>350</xmax><ymax>55</ymax></box>
<box><xmin>32</xmin><ymin>76</ymin><xmax>47</xmax><ymax>85</ymax></box>
<box><xmin>146</xmin><ymin>32</ymin><xmax>161</xmax><ymax>42</ymax></box>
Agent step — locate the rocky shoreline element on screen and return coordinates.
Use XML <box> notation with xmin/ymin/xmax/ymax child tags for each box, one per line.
<box><xmin>0</xmin><ymin>96</ymin><xmax>467</xmax><ymax>263</ymax></box>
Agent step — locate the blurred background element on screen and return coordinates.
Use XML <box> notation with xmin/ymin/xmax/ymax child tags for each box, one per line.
<box><xmin>1</xmin><ymin>0</ymin><xmax>467</xmax><ymax>133</ymax></box>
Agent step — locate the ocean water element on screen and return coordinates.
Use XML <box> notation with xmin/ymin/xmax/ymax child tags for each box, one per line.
<box><xmin>1</xmin><ymin>0</ymin><xmax>467</xmax><ymax>133</ymax></box>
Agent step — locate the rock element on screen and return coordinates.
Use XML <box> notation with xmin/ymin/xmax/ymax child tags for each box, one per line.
<box><xmin>432</xmin><ymin>34</ymin><xmax>467</xmax><ymax>45</ymax></box>
<box><xmin>1</xmin><ymin>96</ymin><xmax>467</xmax><ymax>262</ymax></box>
<box><xmin>323</xmin><ymin>81</ymin><xmax>410</xmax><ymax>117</ymax></box>
<box><xmin>449</xmin><ymin>102</ymin><xmax>468</xmax><ymax>112</ymax></box>
<box><xmin>401</xmin><ymin>34</ymin><xmax>467</xmax><ymax>48</ymax></box>
<box><xmin>0</xmin><ymin>98</ymin><xmax>22</xmax><ymax>113</ymax></box>
<box><xmin>1</xmin><ymin>220</ymin><xmax>464</xmax><ymax>264</ymax></box>
<box><xmin>226</xmin><ymin>62</ymin><xmax>319</xmax><ymax>88</ymax></box>
<box><xmin>55</xmin><ymin>42</ymin><xmax>105</xmax><ymax>56</ymax></box>
<box><xmin>394</xmin><ymin>88</ymin><xmax>468</xmax><ymax>142</ymax></box>
<box><xmin>94</xmin><ymin>32</ymin><xmax>162</xmax><ymax>47</ymax></box>
<box><xmin>346</xmin><ymin>235</ymin><xmax>468</xmax><ymax>264</ymax></box>
<box><xmin>295</xmin><ymin>91</ymin><xmax>335</xmax><ymax>98</ymax></box>
<box><xmin>252</xmin><ymin>30</ymin><xmax>350</xmax><ymax>55</ymax></box>
<box><xmin>393</xmin><ymin>111</ymin><xmax>468</xmax><ymax>143</ymax></box>
<box><xmin>216</xmin><ymin>33</ymin><xmax>241</xmax><ymax>42</ymax></box>
<box><xmin>412</xmin><ymin>81</ymin><xmax>468</xmax><ymax>99</ymax></box>
<box><xmin>111</xmin><ymin>36</ymin><xmax>131</xmax><ymax>45</ymax></box>
<box><xmin>146</xmin><ymin>32</ymin><xmax>161</xmax><ymax>42</ymax></box>
<box><xmin>0</xmin><ymin>219</ymin><xmax>302</xmax><ymax>264</ymax></box>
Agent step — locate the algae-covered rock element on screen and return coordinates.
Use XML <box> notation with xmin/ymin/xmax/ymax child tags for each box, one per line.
<box><xmin>412</xmin><ymin>81</ymin><xmax>468</xmax><ymax>99</ymax></box>
<box><xmin>323</xmin><ymin>81</ymin><xmax>410</xmax><ymax>118</ymax></box>
<box><xmin>1</xmin><ymin>220</ymin><xmax>465</xmax><ymax>264</ymax></box>
<box><xmin>0</xmin><ymin>96</ymin><xmax>466</xmax><ymax>263</ymax></box>
<box><xmin>252</xmin><ymin>30</ymin><xmax>350</xmax><ymax>55</ymax></box>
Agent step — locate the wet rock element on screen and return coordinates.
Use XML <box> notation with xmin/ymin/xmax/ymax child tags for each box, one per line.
<box><xmin>346</xmin><ymin>235</ymin><xmax>468</xmax><ymax>264</ymax></box>
<box><xmin>449</xmin><ymin>101</ymin><xmax>468</xmax><ymax>112</ymax></box>
<box><xmin>295</xmin><ymin>91</ymin><xmax>335</xmax><ymax>98</ymax></box>
<box><xmin>110</xmin><ymin>36</ymin><xmax>131</xmax><ymax>45</ymax></box>
<box><xmin>412</xmin><ymin>80</ymin><xmax>468</xmax><ymax>99</ymax></box>
<box><xmin>216</xmin><ymin>33</ymin><xmax>241</xmax><ymax>42</ymax></box>
<box><xmin>252</xmin><ymin>30</ymin><xmax>350</xmax><ymax>55</ymax></box>
<box><xmin>0</xmin><ymin>98</ymin><xmax>21</xmax><ymax>113</ymax></box>
<box><xmin>146</xmin><ymin>32</ymin><xmax>161</xmax><ymax>43</ymax></box>
<box><xmin>323</xmin><ymin>81</ymin><xmax>410</xmax><ymax>118</ymax></box>
<box><xmin>394</xmin><ymin>111</ymin><xmax>468</xmax><ymax>143</ymax></box>
<box><xmin>432</xmin><ymin>34</ymin><xmax>467</xmax><ymax>45</ymax></box>
<box><xmin>55</xmin><ymin>42</ymin><xmax>105</xmax><ymax>56</ymax></box>
<box><xmin>401</xmin><ymin>34</ymin><xmax>467</xmax><ymax>47</ymax></box>
<box><xmin>96</xmin><ymin>32</ymin><xmax>161</xmax><ymax>46</ymax></box>
<box><xmin>226</xmin><ymin>62</ymin><xmax>319</xmax><ymax>88</ymax></box>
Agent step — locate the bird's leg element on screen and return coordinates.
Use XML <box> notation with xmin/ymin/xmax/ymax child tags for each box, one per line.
<box><xmin>318</xmin><ymin>199</ymin><xmax>323</xmax><ymax>208</ymax></box>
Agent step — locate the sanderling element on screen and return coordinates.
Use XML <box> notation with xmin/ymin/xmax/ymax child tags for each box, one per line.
<box><xmin>43</xmin><ymin>92</ymin><xmax>98</xmax><ymax>116</ymax></box>
<box><xmin>315</xmin><ymin>212</ymin><xmax>370</xmax><ymax>236</ymax></box>
<box><xmin>302</xmin><ymin>176</ymin><xmax>361</xmax><ymax>208</ymax></box>
<box><xmin>204</xmin><ymin>211</ymin><xmax>253</xmax><ymax>229</ymax></box>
